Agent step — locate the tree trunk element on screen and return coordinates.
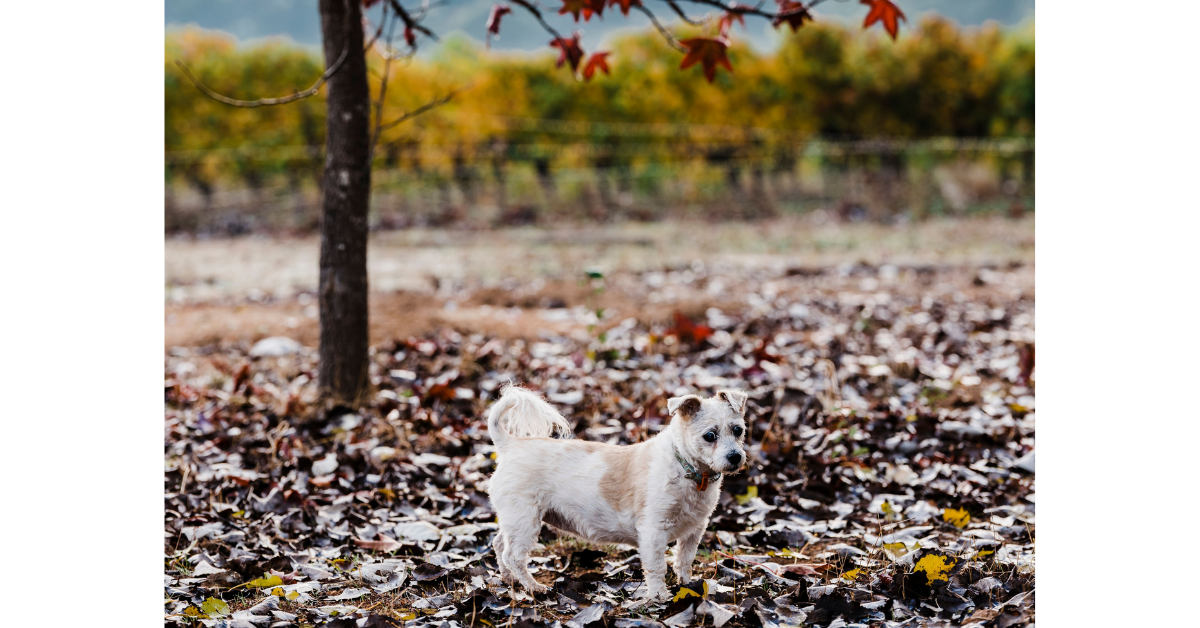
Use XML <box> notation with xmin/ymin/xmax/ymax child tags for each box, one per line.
<box><xmin>317</xmin><ymin>0</ymin><xmax>371</xmax><ymax>405</ymax></box>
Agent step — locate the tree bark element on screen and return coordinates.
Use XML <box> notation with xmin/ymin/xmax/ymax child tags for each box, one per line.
<box><xmin>317</xmin><ymin>0</ymin><xmax>371</xmax><ymax>405</ymax></box>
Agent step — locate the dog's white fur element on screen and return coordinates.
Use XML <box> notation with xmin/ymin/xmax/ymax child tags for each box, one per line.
<box><xmin>485</xmin><ymin>384</ymin><xmax>749</xmax><ymax>600</ymax></box>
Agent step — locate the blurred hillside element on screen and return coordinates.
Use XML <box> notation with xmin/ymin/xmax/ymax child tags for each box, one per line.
<box><xmin>165</xmin><ymin>17</ymin><xmax>1033</xmax><ymax>234</ymax></box>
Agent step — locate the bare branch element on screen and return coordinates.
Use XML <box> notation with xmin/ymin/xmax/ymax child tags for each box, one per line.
<box><xmin>387</xmin><ymin>0</ymin><xmax>438</xmax><ymax>43</ymax></box>
<box><xmin>363</xmin><ymin>9</ymin><xmax>388</xmax><ymax>51</ymax></box>
<box><xmin>510</xmin><ymin>0</ymin><xmax>566</xmax><ymax>42</ymax></box>
<box><xmin>661</xmin><ymin>0</ymin><xmax>710</xmax><ymax>26</ymax></box>
<box><xmin>670</xmin><ymin>0</ymin><xmax>784</xmax><ymax>21</ymax></box>
<box><xmin>175</xmin><ymin>41</ymin><xmax>351</xmax><ymax>109</ymax></box>
<box><xmin>375</xmin><ymin>85</ymin><xmax>472</xmax><ymax>133</ymax></box>
<box><xmin>637</xmin><ymin>5</ymin><xmax>688</xmax><ymax>52</ymax></box>
<box><xmin>370</xmin><ymin>6</ymin><xmax>399</xmax><ymax>160</ymax></box>
<box><xmin>410</xmin><ymin>0</ymin><xmax>451</xmax><ymax>20</ymax></box>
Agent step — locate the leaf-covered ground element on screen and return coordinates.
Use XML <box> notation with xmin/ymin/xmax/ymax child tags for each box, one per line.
<box><xmin>165</xmin><ymin>259</ymin><xmax>1034</xmax><ymax>628</ymax></box>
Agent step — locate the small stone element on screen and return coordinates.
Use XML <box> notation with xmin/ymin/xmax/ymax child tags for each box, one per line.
<box><xmin>249</xmin><ymin>336</ymin><xmax>302</xmax><ymax>357</ymax></box>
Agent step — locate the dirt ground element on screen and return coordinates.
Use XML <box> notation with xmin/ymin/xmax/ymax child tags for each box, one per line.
<box><xmin>165</xmin><ymin>216</ymin><xmax>1034</xmax><ymax>349</ymax></box>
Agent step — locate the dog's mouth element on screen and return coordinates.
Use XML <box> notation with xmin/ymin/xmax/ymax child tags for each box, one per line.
<box><xmin>712</xmin><ymin>461</ymin><xmax>746</xmax><ymax>475</ymax></box>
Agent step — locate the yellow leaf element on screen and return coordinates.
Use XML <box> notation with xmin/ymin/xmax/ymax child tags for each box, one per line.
<box><xmin>880</xmin><ymin>501</ymin><xmax>900</xmax><ymax>521</ymax></box>
<box><xmin>201</xmin><ymin>597</ymin><xmax>230</xmax><ymax>618</ymax></box>
<box><xmin>245</xmin><ymin>574</ymin><xmax>284</xmax><ymax>588</ymax></box>
<box><xmin>736</xmin><ymin>486</ymin><xmax>758</xmax><ymax>505</ymax></box>
<box><xmin>905</xmin><ymin>414</ymin><xmax>917</xmax><ymax>423</ymax></box>
<box><xmin>183</xmin><ymin>606</ymin><xmax>203</xmax><ymax>618</ymax></box>
<box><xmin>943</xmin><ymin>508</ymin><xmax>970</xmax><ymax>529</ymax></box>
<box><xmin>271</xmin><ymin>587</ymin><xmax>285</xmax><ymax>597</ymax></box>
<box><xmin>673</xmin><ymin>582</ymin><xmax>706</xmax><ymax>602</ymax></box>
<box><xmin>882</xmin><ymin>542</ymin><xmax>908</xmax><ymax>558</ymax></box>
<box><xmin>914</xmin><ymin>554</ymin><xmax>956</xmax><ymax>583</ymax></box>
<box><xmin>286</xmin><ymin>590</ymin><xmax>300</xmax><ymax>601</ymax></box>
<box><xmin>976</xmin><ymin>550</ymin><xmax>994</xmax><ymax>558</ymax></box>
<box><xmin>841</xmin><ymin>568</ymin><xmax>862</xmax><ymax>580</ymax></box>
<box><xmin>398</xmin><ymin>613</ymin><xmax>418</xmax><ymax>621</ymax></box>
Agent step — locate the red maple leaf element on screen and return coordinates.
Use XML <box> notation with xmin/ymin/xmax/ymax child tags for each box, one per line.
<box><xmin>232</xmin><ymin>361</ymin><xmax>251</xmax><ymax>393</ymax></box>
<box><xmin>666</xmin><ymin>312</ymin><xmax>714</xmax><ymax>345</ymax></box>
<box><xmin>1019</xmin><ymin>342</ymin><xmax>1035</xmax><ymax>384</ymax></box>
<box><xmin>551</xmin><ymin>33</ymin><xmax>586</xmax><ymax>72</ymax></box>
<box><xmin>772</xmin><ymin>0</ymin><xmax>813</xmax><ymax>32</ymax></box>
<box><xmin>861</xmin><ymin>0</ymin><xmax>906</xmax><ymax>40</ymax></box>
<box><xmin>719</xmin><ymin>5</ymin><xmax>749</xmax><ymax>37</ymax></box>
<box><xmin>486</xmin><ymin>4</ymin><xmax>512</xmax><ymax>42</ymax></box>
<box><xmin>559</xmin><ymin>0</ymin><xmax>606</xmax><ymax>22</ymax></box>
<box><xmin>679</xmin><ymin>37</ymin><xmax>733</xmax><ymax>83</ymax></box>
<box><xmin>423</xmin><ymin>382</ymin><xmax>457</xmax><ymax>406</ymax></box>
<box><xmin>607</xmin><ymin>0</ymin><xmax>640</xmax><ymax>16</ymax></box>
<box><xmin>583</xmin><ymin>51</ymin><xmax>611</xmax><ymax>80</ymax></box>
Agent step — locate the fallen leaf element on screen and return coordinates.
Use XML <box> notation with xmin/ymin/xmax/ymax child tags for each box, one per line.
<box><xmin>943</xmin><ymin>507</ymin><xmax>970</xmax><ymax>528</ymax></box>
<box><xmin>245</xmin><ymin>573</ymin><xmax>283</xmax><ymax>588</ymax></box>
<box><xmin>914</xmin><ymin>554</ymin><xmax>956</xmax><ymax>584</ymax></box>
<box><xmin>201</xmin><ymin>597</ymin><xmax>230</xmax><ymax>619</ymax></box>
<box><xmin>672</xmin><ymin>580</ymin><xmax>707</xmax><ymax>602</ymax></box>
<box><xmin>327</xmin><ymin>587</ymin><xmax>370</xmax><ymax>601</ymax></box>
<box><xmin>736</xmin><ymin>485</ymin><xmax>758</xmax><ymax>505</ymax></box>
<box><xmin>781</xmin><ymin>563</ymin><xmax>823</xmax><ymax>576</ymax></box>
<box><xmin>354</xmin><ymin>535</ymin><xmax>404</xmax><ymax>553</ymax></box>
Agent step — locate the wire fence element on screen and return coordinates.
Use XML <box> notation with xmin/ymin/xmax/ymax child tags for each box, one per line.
<box><xmin>165</xmin><ymin>127</ymin><xmax>1034</xmax><ymax>235</ymax></box>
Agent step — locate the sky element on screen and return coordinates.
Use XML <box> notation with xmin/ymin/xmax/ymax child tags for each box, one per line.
<box><xmin>166</xmin><ymin>0</ymin><xmax>1034</xmax><ymax>54</ymax></box>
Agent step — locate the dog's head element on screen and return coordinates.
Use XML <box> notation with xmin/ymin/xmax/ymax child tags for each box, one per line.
<box><xmin>667</xmin><ymin>389</ymin><xmax>749</xmax><ymax>475</ymax></box>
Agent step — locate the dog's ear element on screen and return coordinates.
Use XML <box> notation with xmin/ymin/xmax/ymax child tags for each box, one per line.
<box><xmin>667</xmin><ymin>395</ymin><xmax>703</xmax><ymax>419</ymax></box>
<box><xmin>718</xmin><ymin>390</ymin><xmax>748</xmax><ymax>415</ymax></box>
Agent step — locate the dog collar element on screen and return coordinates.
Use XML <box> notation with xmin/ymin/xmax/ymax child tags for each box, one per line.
<box><xmin>674</xmin><ymin>446</ymin><xmax>720</xmax><ymax>491</ymax></box>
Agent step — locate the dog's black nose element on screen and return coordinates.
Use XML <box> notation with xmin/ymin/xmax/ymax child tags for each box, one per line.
<box><xmin>726</xmin><ymin>451</ymin><xmax>742</xmax><ymax>467</ymax></box>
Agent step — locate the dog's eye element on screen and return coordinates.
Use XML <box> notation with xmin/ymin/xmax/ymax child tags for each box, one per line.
<box><xmin>703</xmin><ymin>431</ymin><xmax>717</xmax><ymax>442</ymax></box>
<box><xmin>732</xmin><ymin>425</ymin><xmax>743</xmax><ymax>437</ymax></box>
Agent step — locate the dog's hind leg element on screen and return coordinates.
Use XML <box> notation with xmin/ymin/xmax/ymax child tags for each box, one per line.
<box><xmin>497</xmin><ymin>510</ymin><xmax>547</xmax><ymax>594</ymax></box>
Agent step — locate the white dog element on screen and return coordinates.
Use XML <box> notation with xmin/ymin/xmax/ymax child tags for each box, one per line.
<box><xmin>484</xmin><ymin>384</ymin><xmax>749</xmax><ymax>600</ymax></box>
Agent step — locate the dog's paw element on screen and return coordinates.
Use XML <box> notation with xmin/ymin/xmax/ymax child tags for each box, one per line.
<box><xmin>526</xmin><ymin>582</ymin><xmax>549</xmax><ymax>594</ymax></box>
<box><xmin>637</xmin><ymin>584</ymin><xmax>670</xmax><ymax>603</ymax></box>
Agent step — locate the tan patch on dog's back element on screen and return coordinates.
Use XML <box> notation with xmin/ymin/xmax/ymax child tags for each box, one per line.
<box><xmin>599</xmin><ymin>443</ymin><xmax>650</xmax><ymax>514</ymax></box>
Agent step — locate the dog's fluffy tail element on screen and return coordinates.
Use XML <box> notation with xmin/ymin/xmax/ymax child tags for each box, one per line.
<box><xmin>487</xmin><ymin>384</ymin><xmax>572</xmax><ymax>452</ymax></box>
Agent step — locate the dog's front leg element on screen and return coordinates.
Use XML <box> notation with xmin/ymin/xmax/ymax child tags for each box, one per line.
<box><xmin>637</xmin><ymin>526</ymin><xmax>671</xmax><ymax>601</ymax></box>
<box><xmin>672</xmin><ymin>526</ymin><xmax>704</xmax><ymax>584</ymax></box>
